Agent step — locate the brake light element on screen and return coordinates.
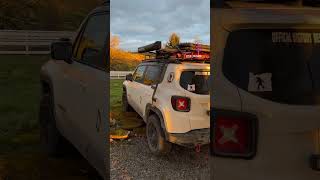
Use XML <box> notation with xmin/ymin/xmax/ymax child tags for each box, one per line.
<box><xmin>212</xmin><ymin>112</ymin><xmax>257</xmax><ymax>159</ymax></box>
<box><xmin>171</xmin><ymin>96</ymin><xmax>190</xmax><ymax>112</ymax></box>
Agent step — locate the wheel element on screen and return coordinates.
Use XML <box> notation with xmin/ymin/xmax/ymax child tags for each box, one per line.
<box><xmin>122</xmin><ymin>90</ymin><xmax>133</xmax><ymax>112</ymax></box>
<box><xmin>146</xmin><ymin>115</ymin><xmax>172</xmax><ymax>155</ymax></box>
<box><xmin>39</xmin><ymin>90</ymin><xmax>74</xmax><ymax>157</ymax></box>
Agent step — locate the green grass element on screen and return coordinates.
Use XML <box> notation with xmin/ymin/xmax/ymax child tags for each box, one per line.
<box><xmin>0</xmin><ymin>55</ymin><xmax>48</xmax><ymax>136</ymax></box>
<box><xmin>110</xmin><ymin>79</ymin><xmax>124</xmax><ymax>113</ymax></box>
<box><xmin>110</xmin><ymin>79</ymin><xmax>145</xmax><ymax>135</ymax></box>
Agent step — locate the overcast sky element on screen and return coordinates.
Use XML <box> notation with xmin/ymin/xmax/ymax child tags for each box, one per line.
<box><xmin>111</xmin><ymin>0</ymin><xmax>210</xmax><ymax>51</ymax></box>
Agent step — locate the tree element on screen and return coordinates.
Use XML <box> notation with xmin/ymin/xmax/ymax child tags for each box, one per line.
<box><xmin>110</xmin><ymin>35</ymin><xmax>120</xmax><ymax>49</ymax></box>
<box><xmin>166</xmin><ymin>33</ymin><xmax>180</xmax><ymax>48</ymax></box>
<box><xmin>193</xmin><ymin>35</ymin><xmax>202</xmax><ymax>44</ymax></box>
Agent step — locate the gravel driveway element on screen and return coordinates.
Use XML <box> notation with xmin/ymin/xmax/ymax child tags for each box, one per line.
<box><xmin>110</xmin><ymin>135</ymin><xmax>210</xmax><ymax>180</ymax></box>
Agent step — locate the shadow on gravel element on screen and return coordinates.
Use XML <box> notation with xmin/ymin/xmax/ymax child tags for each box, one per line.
<box><xmin>111</xmin><ymin>134</ymin><xmax>210</xmax><ymax>179</ymax></box>
<box><xmin>110</xmin><ymin>79</ymin><xmax>210</xmax><ymax>179</ymax></box>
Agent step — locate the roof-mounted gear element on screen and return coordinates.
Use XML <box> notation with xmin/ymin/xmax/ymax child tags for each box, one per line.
<box><xmin>138</xmin><ymin>41</ymin><xmax>210</xmax><ymax>63</ymax></box>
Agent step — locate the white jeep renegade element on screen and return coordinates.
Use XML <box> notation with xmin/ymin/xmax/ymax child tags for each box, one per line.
<box><xmin>39</xmin><ymin>2</ymin><xmax>109</xmax><ymax>179</ymax></box>
<box><xmin>122</xmin><ymin>42</ymin><xmax>210</xmax><ymax>155</ymax></box>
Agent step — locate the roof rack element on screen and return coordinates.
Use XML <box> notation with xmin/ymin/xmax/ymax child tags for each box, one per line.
<box><xmin>138</xmin><ymin>41</ymin><xmax>210</xmax><ymax>63</ymax></box>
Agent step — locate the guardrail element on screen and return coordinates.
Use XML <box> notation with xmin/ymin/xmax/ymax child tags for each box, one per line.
<box><xmin>0</xmin><ymin>30</ymin><xmax>75</xmax><ymax>55</ymax></box>
<box><xmin>110</xmin><ymin>71</ymin><xmax>133</xmax><ymax>79</ymax></box>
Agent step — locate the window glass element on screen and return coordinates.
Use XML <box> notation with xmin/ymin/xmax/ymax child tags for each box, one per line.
<box><xmin>223</xmin><ymin>29</ymin><xmax>320</xmax><ymax>105</ymax></box>
<box><xmin>143</xmin><ymin>65</ymin><xmax>163</xmax><ymax>85</ymax></box>
<box><xmin>180</xmin><ymin>71</ymin><xmax>210</xmax><ymax>95</ymax></box>
<box><xmin>133</xmin><ymin>66</ymin><xmax>146</xmax><ymax>82</ymax></box>
<box><xmin>74</xmin><ymin>13</ymin><xmax>108</xmax><ymax>69</ymax></box>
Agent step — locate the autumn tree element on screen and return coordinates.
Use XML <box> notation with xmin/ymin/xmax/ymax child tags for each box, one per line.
<box><xmin>110</xmin><ymin>35</ymin><xmax>120</xmax><ymax>49</ymax></box>
<box><xmin>166</xmin><ymin>33</ymin><xmax>180</xmax><ymax>48</ymax></box>
<box><xmin>110</xmin><ymin>35</ymin><xmax>144</xmax><ymax>71</ymax></box>
<box><xmin>193</xmin><ymin>35</ymin><xmax>202</xmax><ymax>44</ymax></box>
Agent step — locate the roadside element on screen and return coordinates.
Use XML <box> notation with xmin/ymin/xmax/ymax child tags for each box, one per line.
<box><xmin>110</xmin><ymin>79</ymin><xmax>210</xmax><ymax>180</ymax></box>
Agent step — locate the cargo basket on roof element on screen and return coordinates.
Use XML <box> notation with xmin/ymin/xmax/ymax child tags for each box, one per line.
<box><xmin>138</xmin><ymin>41</ymin><xmax>210</xmax><ymax>63</ymax></box>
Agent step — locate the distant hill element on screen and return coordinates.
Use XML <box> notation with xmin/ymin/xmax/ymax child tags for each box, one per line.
<box><xmin>110</xmin><ymin>48</ymin><xmax>144</xmax><ymax>71</ymax></box>
<box><xmin>0</xmin><ymin>0</ymin><xmax>103</xmax><ymax>30</ymax></box>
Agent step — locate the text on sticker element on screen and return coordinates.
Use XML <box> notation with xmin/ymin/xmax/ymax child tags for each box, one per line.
<box><xmin>272</xmin><ymin>32</ymin><xmax>320</xmax><ymax>44</ymax></box>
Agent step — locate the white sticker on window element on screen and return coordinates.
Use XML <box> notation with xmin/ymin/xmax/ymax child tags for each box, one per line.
<box><xmin>248</xmin><ymin>73</ymin><xmax>272</xmax><ymax>92</ymax></box>
<box><xmin>187</xmin><ymin>84</ymin><xmax>196</xmax><ymax>92</ymax></box>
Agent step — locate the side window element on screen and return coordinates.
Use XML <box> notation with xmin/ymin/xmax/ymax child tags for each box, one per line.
<box><xmin>143</xmin><ymin>65</ymin><xmax>162</xmax><ymax>85</ymax></box>
<box><xmin>133</xmin><ymin>66</ymin><xmax>146</xmax><ymax>83</ymax></box>
<box><xmin>73</xmin><ymin>13</ymin><xmax>108</xmax><ymax>69</ymax></box>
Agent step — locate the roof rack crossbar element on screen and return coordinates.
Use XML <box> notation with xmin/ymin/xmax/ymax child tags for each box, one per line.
<box><xmin>138</xmin><ymin>41</ymin><xmax>210</xmax><ymax>62</ymax></box>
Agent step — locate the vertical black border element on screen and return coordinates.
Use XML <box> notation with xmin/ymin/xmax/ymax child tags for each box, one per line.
<box><xmin>103</xmin><ymin>1</ymin><xmax>110</xmax><ymax>180</ymax></box>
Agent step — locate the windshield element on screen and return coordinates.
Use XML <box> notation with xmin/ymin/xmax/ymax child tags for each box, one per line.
<box><xmin>223</xmin><ymin>29</ymin><xmax>320</xmax><ymax>105</ymax></box>
<box><xmin>180</xmin><ymin>71</ymin><xmax>210</xmax><ymax>95</ymax></box>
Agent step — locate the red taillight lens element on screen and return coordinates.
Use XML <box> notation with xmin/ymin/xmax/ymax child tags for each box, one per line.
<box><xmin>171</xmin><ymin>96</ymin><xmax>190</xmax><ymax>112</ymax></box>
<box><xmin>212</xmin><ymin>112</ymin><xmax>257</xmax><ymax>159</ymax></box>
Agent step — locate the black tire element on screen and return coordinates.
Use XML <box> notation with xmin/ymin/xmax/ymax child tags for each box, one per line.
<box><xmin>146</xmin><ymin>115</ymin><xmax>172</xmax><ymax>155</ymax></box>
<box><xmin>39</xmin><ymin>90</ymin><xmax>74</xmax><ymax>157</ymax></box>
<box><xmin>122</xmin><ymin>90</ymin><xmax>133</xmax><ymax>112</ymax></box>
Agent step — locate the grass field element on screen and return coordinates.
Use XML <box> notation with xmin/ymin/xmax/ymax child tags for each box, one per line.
<box><xmin>0</xmin><ymin>55</ymin><xmax>48</xmax><ymax>136</ymax></box>
<box><xmin>110</xmin><ymin>79</ymin><xmax>124</xmax><ymax>113</ymax></box>
<box><xmin>0</xmin><ymin>55</ymin><xmax>96</xmax><ymax>180</ymax></box>
<box><xmin>110</xmin><ymin>79</ymin><xmax>145</xmax><ymax>134</ymax></box>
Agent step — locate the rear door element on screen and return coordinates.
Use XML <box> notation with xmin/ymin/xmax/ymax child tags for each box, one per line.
<box><xmin>179</xmin><ymin>70</ymin><xmax>210</xmax><ymax>130</ymax></box>
<box><xmin>213</xmin><ymin>28</ymin><xmax>320</xmax><ymax>179</ymax></box>
<box><xmin>140</xmin><ymin>64</ymin><xmax>164</xmax><ymax>117</ymax></box>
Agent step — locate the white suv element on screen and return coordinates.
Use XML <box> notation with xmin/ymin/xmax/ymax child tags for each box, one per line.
<box><xmin>39</xmin><ymin>3</ymin><xmax>109</xmax><ymax>179</ymax></box>
<box><xmin>123</xmin><ymin>42</ymin><xmax>210</xmax><ymax>154</ymax></box>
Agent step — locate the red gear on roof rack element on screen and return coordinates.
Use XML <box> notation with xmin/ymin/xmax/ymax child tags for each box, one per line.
<box><xmin>138</xmin><ymin>41</ymin><xmax>210</xmax><ymax>63</ymax></box>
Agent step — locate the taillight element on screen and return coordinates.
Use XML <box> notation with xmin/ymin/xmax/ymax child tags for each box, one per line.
<box><xmin>212</xmin><ymin>110</ymin><xmax>257</xmax><ymax>159</ymax></box>
<box><xmin>171</xmin><ymin>96</ymin><xmax>190</xmax><ymax>112</ymax></box>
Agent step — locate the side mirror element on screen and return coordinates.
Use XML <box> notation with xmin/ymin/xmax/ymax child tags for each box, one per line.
<box><xmin>51</xmin><ymin>40</ymin><xmax>72</xmax><ymax>64</ymax></box>
<box><xmin>126</xmin><ymin>73</ymin><xmax>133</xmax><ymax>81</ymax></box>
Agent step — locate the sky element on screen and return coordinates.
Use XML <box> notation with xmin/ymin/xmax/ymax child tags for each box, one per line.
<box><xmin>111</xmin><ymin>0</ymin><xmax>210</xmax><ymax>51</ymax></box>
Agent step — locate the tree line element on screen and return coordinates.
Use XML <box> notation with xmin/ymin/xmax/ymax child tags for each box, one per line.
<box><xmin>0</xmin><ymin>0</ymin><xmax>103</xmax><ymax>30</ymax></box>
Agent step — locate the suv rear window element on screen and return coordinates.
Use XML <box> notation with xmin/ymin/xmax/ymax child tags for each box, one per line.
<box><xmin>223</xmin><ymin>29</ymin><xmax>320</xmax><ymax>105</ymax></box>
<box><xmin>180</xmin><ymin>71</ymin><xmax>210</xmax><ymax>95</ymax></box>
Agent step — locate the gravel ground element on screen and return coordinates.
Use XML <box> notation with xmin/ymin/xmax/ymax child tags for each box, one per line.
<box><xmin>110</xmin><ymin>135</ymin><xmax>210</xmax><ymax>180</ymax></box>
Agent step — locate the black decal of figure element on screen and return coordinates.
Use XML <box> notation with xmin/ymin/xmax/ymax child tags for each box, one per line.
<box><xmin>256</xmin><ymin>77</ymin><xmax>265</xmax><ymax>90</ymax></box>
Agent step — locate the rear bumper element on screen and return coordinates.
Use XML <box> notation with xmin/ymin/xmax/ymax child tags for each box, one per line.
<box><xmin>166</xmin><ymin>128</ymin><xmax>210</xmax><ymax>147</ymax></box>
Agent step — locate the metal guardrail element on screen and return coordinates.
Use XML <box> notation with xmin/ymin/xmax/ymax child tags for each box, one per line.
<box><xmin>0</xmin><ymin>30</ymin><xmax>75</xmax><ymax>55</ymax></box>
<box><xmin>110</xmin><ymin>71</ymin><xmax>133</xmax><ymax>79</ymax></box>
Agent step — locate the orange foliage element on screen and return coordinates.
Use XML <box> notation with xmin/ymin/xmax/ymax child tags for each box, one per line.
<box><xmin>110</xmin><ymin>35</ymin><xmax>145</xmax><ymax>70</ymax></box>
<box><xmin>110</xmin><ymin>48</ymin><xmax>144</xmax><ymax>62</ymax></box>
